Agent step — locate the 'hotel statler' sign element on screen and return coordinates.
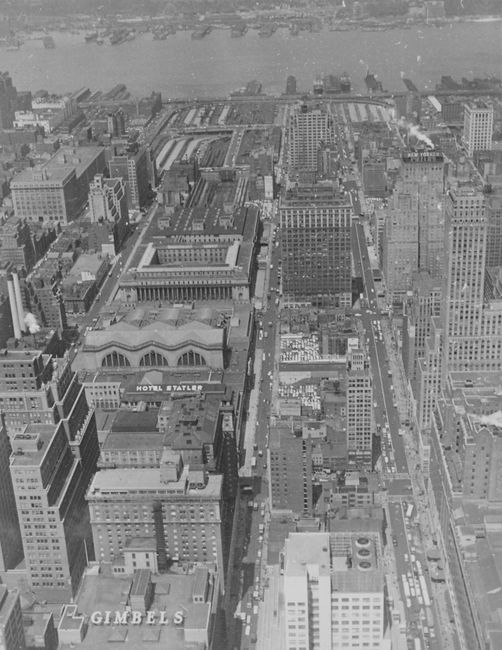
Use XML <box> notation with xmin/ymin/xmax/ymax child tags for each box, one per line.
<box><xmin>90</xmin><ymin>610</ymin><xmax>184</xmax><ymax>625</ymax></box>
<box><xmin>134</xmin><ymin>384</ymin><xmax>203</xmax><ymax>393</ymax></box>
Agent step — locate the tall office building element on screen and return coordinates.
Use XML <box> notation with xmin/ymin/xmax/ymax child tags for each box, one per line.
<box><xmin>0</xmin><ymin>585</ymin><xmax>25</xmax><ymax>650</ymax></box>
<box><xmin>0</xmin><ymin>351</ymin><xmax>94</xmax><ymax>444</ymax></box>
<box><xmin>107</xmin><ymin>108</ymin><xmax>126</xmax><ymax>138</ymax></box>
<box><xmin>283</xmin><ymin>531</ymin><xmax>384</xmax><ymax>650</ymax></box>
<box><xmin>288</xmin><ymin>103</ymin><xmax>332</xmax><ymax>172</ymax></box>
<box><xmin>403</xmin><ymin>151</ymin><xmax>445</xmax><ymax>277</ymax></box>
<box><xmin>86</xmin><ymin>452</ymin><xmax>225</xmax><ymax>577</ymax></box>
<box><xmin>382</xmin><ymin>151</ymin><xmax>445</xmax><ymax>296</ymax></box>
<box><xmin>381</xmin><ymin>190</ymin><xmax>418</xmax><ymax>296</ymax></box>
<box><xmin>0</xmin><ymin>71</ymin><xmax>17</xmax><ymax>129</ymax></box>
<box><xmin>108</xmin><ymin>145</ymin><xmax>153</xmax><ymax>210</ymax></box>
<box><xmin>346</xmin><ymin>348</ymin><xmax>373</xmax><ymax>466</ymax></box>
<box><xmin>403</xmin><ymin>271</ymin><xmax>442</xmax><ymax>385</ymax></box>
<box><xmin>441</xmin><ymin>187</ymin><xmax>487</xmax><ymax>374</ymax></box>
<box><xmin>462</xmin><ymin>101</ymin><xmax>493</xmax><ymax>156</ymax></box>
<box><xmin>416</xmin><ymin>316</ymin><xmax>443</xmax><ymax>431</ymax></box>
<box><xmin>88</xmin><ymin>174</ymin><xmax>129</xmax><ymax>251</ymax></box>
<box><xmin>10</xmin><ymin>415</ymin><xmax>98</xmax><ymax>602</ymax></box>
<box><xmin>280</xmin><ymin>184</ymin><xmax>352</xmax><ymax>307</ymax></box>
<box><xmin>486</xmin><ymin>192</ymin><xmax>502</xmax><ymax>268</ymax></box>
<box><xmin>0</xmin><ymin>416</ymin><xmax>23</xmax><ymax>571</ymax></box>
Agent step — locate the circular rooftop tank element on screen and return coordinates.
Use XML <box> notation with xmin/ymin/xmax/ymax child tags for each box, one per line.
<box><xmin>357</xmin><ymin>548</ymin><xmax>370</xmax><ymax>558</ymax></box>
<box><xmin>358</xmin><ymin>561</ymin><xmax>372</xmax><ymax>571</ymax></box>
<box><xmin>356</xmin><ymin>537</ymin><xmax>370</xmax><ymax>547</ymax></box>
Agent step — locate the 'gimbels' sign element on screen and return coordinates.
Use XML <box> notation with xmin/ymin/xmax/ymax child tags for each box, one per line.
<box><xmin>134</xmin><ymin>384</ymin><xmax>203</xmax><ymax>393</ymax></box>
<box><xmin>90</xmin><ymin>610</ymin><xmax>184</xmax><ymax>625</ymax></box>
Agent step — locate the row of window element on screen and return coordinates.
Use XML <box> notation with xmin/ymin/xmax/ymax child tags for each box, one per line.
<box><xmin>101</xmin><ymin>350</ymin><xmax>207</xmax><ymax>368</ymax></box>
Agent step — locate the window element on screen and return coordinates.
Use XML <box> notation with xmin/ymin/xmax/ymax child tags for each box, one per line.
<box><xmin>140</xmin><ymin>351</ymin><xmax>169</xmax><ymax>367</ymax></box>
<box><xmin>178</xmin><ymin>350</ymin><xmax>206</xmax><ymax>367</ymax></box>
<box><xmin>102</xmin><ymin>351</ymin><xmax>131</xmax><ymax>368</ymax></box>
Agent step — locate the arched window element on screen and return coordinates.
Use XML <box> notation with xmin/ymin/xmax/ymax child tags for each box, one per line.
<box><xmin>101</xmin><ymin>351</ymin><xmax>131</xmax><ymax>368</ymax></box>
<box><xmin>177</xmin><ymin>350</ymin><xmax>206</xmax><ymax>367</ymax></box>
<box><xmin>140</xmin><ymin>351</ymin><xmax>169</xmax><ymax>367</ymax></box>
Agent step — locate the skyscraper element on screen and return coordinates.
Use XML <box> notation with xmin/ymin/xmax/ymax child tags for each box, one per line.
<box><xmin>403</xmin><ymin>151</ymin><xmax>445</xmax><ymax>278</ymax></box>
<box><xmin>0</xmin><ymin>416</ymin><xmax>23</xmax><ymax>571</ymax></box>
<box><xmin>288</xmin><ymin>103</ymin><xmax>332</xmax><ymax>172</ymax></box>
<box><xmin>0</xmin><ymin>71</ymin><xmax>17</xmax><ymax>129</ymax></box>
<box><xmin>346</xmin><ymin>348</ymin><xmax>373</xmax><ymax>466</ymax></box>
<box><xmin>441</xmin><ymin>186</ymin><xmax>487</xmax><ymax>374</ymax></box>
<box><xmin>486</xmin><ymin>192</ymin><xmax>502</xmax><ymax>268</ymax></box>
<box><xmin>280</xmin><ymin>183</ymin><xmax>352</xmax><ymax>307</ymax></box>
<box><xmin>382</xmin><ymin>151</ymin><xmax>445</xmax><ymax>296</ymax></box>
<box><xmin>10</xmin><ymin>415</ymin><xmax>98</xmax><ymax>602</ymax></box>
<box><xmin>88</xmin><ymin>173</ymin><xmax>129</xmax><ymax>251</ymax></box>
<box><xmin>108</xmin><ymin>145</ymin><xmax>154</xmax><ymax>210</ymax></box>
<box><xmin>462</xmin><ymin>102</ymin><xmax>493</xmax><ymax>157</ymax></box>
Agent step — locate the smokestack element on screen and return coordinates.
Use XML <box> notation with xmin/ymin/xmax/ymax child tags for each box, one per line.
<box><xmin>12</xmin><ymin>272</ymin><xmax>26</xmax><ymax>333</ymax></box>
<box><xmin>7</xmin><ymin>279</ymin><xmax>21</xmax><ymax>340</ymax></box>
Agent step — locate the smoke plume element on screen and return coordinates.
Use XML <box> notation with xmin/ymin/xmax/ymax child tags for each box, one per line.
<box><xmin>479</xmin><ymin>411</ymin><xmax>502</xmax><ymax>428</ymax></box>
<box><xmin>24</xmin><ymin>312</ymin><xmax>41</xmax><ymax>334</ymax></box>
<box><xmin>398</xmin><ymin>117</ymin><xmax>435</xmax><ymax>149</ymax></box>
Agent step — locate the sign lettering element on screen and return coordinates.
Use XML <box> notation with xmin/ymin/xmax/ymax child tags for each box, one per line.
<box><xmin>89</xmin><ymin>610</ymin><xmax>184</xmax><ymax>626</ymax></box>
<box><xmin>134</xmin><ymin>384</ymin><xmax>203</xmax><ymax>393</ymax></box>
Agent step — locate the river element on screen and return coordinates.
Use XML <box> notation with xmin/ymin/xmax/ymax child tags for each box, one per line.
<box><xmin>2</xmin><ymin>20</ymin><xmax>501</xmax><ymax>98</ymax></box>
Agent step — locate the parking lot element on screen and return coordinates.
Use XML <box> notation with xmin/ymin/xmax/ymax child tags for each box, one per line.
<box><xmin>280</xmin><ymin>332</ymin><xmax>321</xmax><ymax>363</ymax></box>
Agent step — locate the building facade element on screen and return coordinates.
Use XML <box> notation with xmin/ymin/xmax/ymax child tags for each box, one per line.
<box><xmin>288</xmin><ymin>104</ymin><xmax>332</xmax><ymax>172</ymax></box>
<box><xmin>442</xmin><ymin>187</ymin><xmax>487</xmax><ymax>375</ymax></box>
<box><xmin>108</xmin><ymin>145</ymin><xmax>153</xmax><ymax>210</ymax></box>
<box><xmin>382</xmin><ymin>151</ymin><xmax>445</xmax><ymax>296</ymax></box>
<box><xmin>10</xmin><ymin>414</ymin><xmax>98</xmax><ymax>602</ymax></box>
<box><xmin>88</xmin><ymin>174</ymin><xmax>129</xmax><ymax>252</ymax></box>
<box><xmin>283</xmin><ymin>531</ymin><xmax>384</xmax><ymax>650</ymax></box>
<box><xmin>74</xmin><ymin>305</ymin><xmax>226</xmax><ymax>372</ymax></box>
<box><xmin>462</xmin><ymin>102</ymin><xmax>493</xmax><ymax>157</ymax></box>
<box><xmin>346</xmin><ymin>349</ymin><xmax>373</xmax><ymax>466</ymax></box>
<box><xmin>269</xmin><ymin>428</ymin><xmax>313</xmax><ymax>517</ymax></box>
<box><xmin>280</xmin><ymin>184</ymin><xmax>352</xmax><ymax>306</ymax></box>
<box><xmin>11</xmin><ymin>147</ymin><xmax>106</xmax><ymax>225</ymax></box>
<box><xmin>0</xmin><ymin>416</ymin><xmax>23</xmax><ymax>571</ymax></box>
<box><xmin>86</xmin><ymin>457</ymin><xmax>225</xmax><ymax>577</ymax></box>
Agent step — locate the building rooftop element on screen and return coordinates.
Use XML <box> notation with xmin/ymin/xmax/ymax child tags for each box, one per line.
<box><xmin>68</xmin><ymin>252</ymin><xmax>107</xmax><ymax>277</ymax></box>
<box><xmin>102</xmin><ymin>431</ymin><xmax>163</xmax><ymax>452</ymax></box>
<box><xmin>64</xmin><ymin>571</ymin><xmax>213</xmax><ymax>650</ymax></box>
<box><xmin>87</xmin><ymin>465</ymin><xmax>222</xmax><ymax>498</ymax></box>
<box><xmin>284</xmin><ymin>531</ymin><xmax>383</xmax><ymax>592</ymax></box>
<box><xmin>284</xmin><ymin>533</ymin><xmax>331</xmax><ymax>577</ymax></box>
<box><xmin>84</xmin><ymin>305</ymin><xmax>224</xmax><ymax>352</ymax></box>
<box><xmin>111</xmin><ymin>409</ymin><xmax>159</xmax><ymax>434</ymax></box>
<box><xmin>11</xmin><ymin>164</ymin><xmax>75</xmax><ymax>186</ymax></box>
<box><xmin>9</xmin><ymin>423</ymin><xmax>58</xmax><ymax>466</ymax></box>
